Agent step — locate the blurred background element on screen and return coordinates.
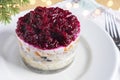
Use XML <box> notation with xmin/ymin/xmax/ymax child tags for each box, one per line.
<box><xmin>0</xmin><ymin>0</ymin><xmax>120</xmax><ymax>24</ymax></box>
<box><xmin>96</xmin><ymin>0</ymin><xmax>120</xmax><ymax>10</ymax></box>
<box><xmin>20</xmin><ymin>0</ymin><xmax>120</xmax><ymax>11</ymax></box>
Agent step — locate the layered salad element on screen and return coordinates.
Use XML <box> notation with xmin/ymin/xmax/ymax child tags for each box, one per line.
<box><xmin>16</xmin><ymin>7</ymin><xmax>80</xmax><ymax>72</ymax></box>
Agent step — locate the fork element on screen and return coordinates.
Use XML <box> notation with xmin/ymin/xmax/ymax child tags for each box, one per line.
<box><xmin>105</xmin><ymin>11</ymin><xmax>120</xmax><ymax>50</ymax></box>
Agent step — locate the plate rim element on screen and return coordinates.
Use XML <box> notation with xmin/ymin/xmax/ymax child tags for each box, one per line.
<box><xmin>80</xmin><ymin>19</ymin><xmax>119</xmax><ymax>80</ymax></box>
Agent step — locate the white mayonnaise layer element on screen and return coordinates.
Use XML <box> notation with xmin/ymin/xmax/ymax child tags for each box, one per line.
<box><xmin>17</xmin><ymin>36</ymin><xmax>79</xmax><ymax>70</ymax></box>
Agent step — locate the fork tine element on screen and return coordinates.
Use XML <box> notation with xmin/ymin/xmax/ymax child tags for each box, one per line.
<box><xmin>111</xmin><ymin>14</ymin><xmax>120</xmax><ymax>39</ymax></box>
<box><xmin>106</xmin><ymin>12</ymin><xmax>113</xmax><ymax>37</ymax></box>
<box><xmin>105</xmin><ymin>12</ymin><xmax>110</xmax><ymax>33</ymax></box>
<box><xmin>105</xmin><ymin>13</ymin><xmax>108</xmax><ymax>30</ymax></box>
<box><xmin>109</xmin><ymin>13</ymin><xmax>116</xmax><ymax>38</ymax></box>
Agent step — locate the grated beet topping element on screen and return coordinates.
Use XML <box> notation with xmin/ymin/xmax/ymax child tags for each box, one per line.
<box><xmin>16</xmin><ymin>7</ymin><xmax>80</xmax><ymax>49</ymax></box>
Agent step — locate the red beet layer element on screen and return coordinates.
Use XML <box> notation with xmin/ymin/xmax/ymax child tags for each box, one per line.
<box><xmin>16</xmin><ymin>7</ymin><xmax>80</xmax><ymax>49</ymax></box>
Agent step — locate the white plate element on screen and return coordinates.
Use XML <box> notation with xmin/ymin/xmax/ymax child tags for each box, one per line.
<box><xmin>0</xmin><ymin>9</ymin><xmax>118</xmax><ymax>80</ymax></box>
